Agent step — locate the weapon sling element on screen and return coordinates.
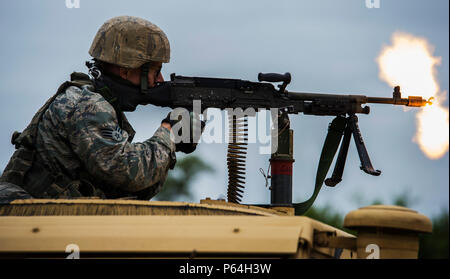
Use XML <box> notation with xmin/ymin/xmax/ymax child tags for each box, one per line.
<box><xmin>293</xmin><ymin>116</ymin><xmax>346</xmax><ymax>215</ymax></box>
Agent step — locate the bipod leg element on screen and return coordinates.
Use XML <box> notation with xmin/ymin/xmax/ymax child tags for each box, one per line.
<box><xmin>325</xmin><ymin>121</ymin><xmax>352</xmax><ymax>187</ymax></box>
<box><xmin>348</xmin><ymin>114</ymin><xmax>381</xmax><ymax>176</ymax></box>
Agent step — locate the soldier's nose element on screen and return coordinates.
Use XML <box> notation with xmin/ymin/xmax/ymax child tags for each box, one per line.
<box><xmin>156</xmin><ymin>72</ymin><xmax>164</xmax><ymax>83</ymax></box>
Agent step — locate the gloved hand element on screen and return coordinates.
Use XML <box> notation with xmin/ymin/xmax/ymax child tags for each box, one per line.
<box><xmin>161</xmin><ymin>111</ymin><xmax>205</xmax><ymax>154</ymax></box>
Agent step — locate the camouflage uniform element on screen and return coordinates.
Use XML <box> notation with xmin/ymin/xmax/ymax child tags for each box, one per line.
<box><xmin>0</xmin><ymin>16</ymin><xmax>177</xmax><ymax>202</ymax></box>
<box><xmin>0</xmin><ymin>73</ymin><xmax>176</xmax><ymax>201</ymax></box>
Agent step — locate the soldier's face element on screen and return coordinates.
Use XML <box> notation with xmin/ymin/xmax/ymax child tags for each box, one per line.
<box><xmin>120</xmin><ymin>63</ymin><xmax>164</xmax><ymax>88</ymax></box>
<box><xmin>148</xmin><ymin>63</ymin><xmax>164</xmax><ymax>87</ymax></box>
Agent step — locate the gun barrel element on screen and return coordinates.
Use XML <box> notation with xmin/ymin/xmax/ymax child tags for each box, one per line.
<box><xmin>367</xmin><ymin>96</ymin><xmax>430</xmax><ymax>107</ymax></box>
<box><xmin>288</xmin><ymin>92</ymin><xmax>369</xmax><ymax>102</ymax></box>
<box><xmin>367</xmin><ymin>97</ymin><xmax>408</xmax><ymax>105</ymax></box>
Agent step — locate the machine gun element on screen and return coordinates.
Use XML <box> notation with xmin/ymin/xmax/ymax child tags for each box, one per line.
<box><xmin>146</xmin><ymin>72</ymin><xmax>431</xmax><ymax>214</ymax></box>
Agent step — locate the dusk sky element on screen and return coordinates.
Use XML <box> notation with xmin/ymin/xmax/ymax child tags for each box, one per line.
<box><xmin>0</xmin><ymin>0</ymin><xmax>448</xmax><ymax>218</ymax></box>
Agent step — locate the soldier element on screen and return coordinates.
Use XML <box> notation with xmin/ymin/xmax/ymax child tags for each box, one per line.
<box><xmin>0</xmin><ymin>16</ymin><xmax>198</xmax><ymax>203</ymax></box>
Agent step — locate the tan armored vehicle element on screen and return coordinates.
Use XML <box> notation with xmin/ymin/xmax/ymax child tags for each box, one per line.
<box><xmin>0</xmin><ymin>197</ymin><xmax>431</xmax><ymax>259</ymax></box>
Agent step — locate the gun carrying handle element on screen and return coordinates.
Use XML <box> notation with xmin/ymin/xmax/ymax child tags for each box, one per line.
<box><xmin>258</xmin><ymin>72</ymin><xmax>291</xmax><ymax>83</ymax></box>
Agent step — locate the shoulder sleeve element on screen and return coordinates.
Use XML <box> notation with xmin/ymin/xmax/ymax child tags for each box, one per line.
<box><xmin>63</xmin><ymin>88</ymin><xmax>176</xmax><ymax>193</ymax></box>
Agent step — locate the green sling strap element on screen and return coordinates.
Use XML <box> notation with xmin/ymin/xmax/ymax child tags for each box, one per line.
<box><xmin>293</xmin><ymin>116</ymin><xmax>347</xmax><ymax>215</ymax></box>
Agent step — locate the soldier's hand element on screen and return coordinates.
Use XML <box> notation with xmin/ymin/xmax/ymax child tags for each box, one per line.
<box><xmin>175</xmin><ymin>142</ymin><xmax>199</xmax><ymax>154</ymax></box>
<box><xmin>161</xmin><ymin>111</ymin><xmax>205</xmax><ymax>154</ymax></box>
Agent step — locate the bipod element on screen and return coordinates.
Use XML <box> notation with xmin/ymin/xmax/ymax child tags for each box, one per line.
<box><xmin>325</xmin><ymin>114</ymin><xmax>381</xmax><ymax>187</ymax></box>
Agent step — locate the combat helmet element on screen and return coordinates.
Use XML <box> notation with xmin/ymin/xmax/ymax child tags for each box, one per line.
<box><xmin>89</xmin><ymin>15</ymin><xmax>170</xmax><ymax>67</ymax></box>
<box><xmin>89</xmin><ymin>16</ymin><xmax>170</xmax><ymax>92</ymax></box>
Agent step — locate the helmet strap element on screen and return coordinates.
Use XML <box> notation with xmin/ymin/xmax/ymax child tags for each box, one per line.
<box><xmin>140</xmin><ymin>63</ymin><xmax>150</xmax><ymax>94</ymax></box>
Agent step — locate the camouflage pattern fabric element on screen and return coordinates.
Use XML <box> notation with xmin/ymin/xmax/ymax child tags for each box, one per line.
<box><xmin>1</xmin><ymin>82</ymin><xmax>176</xmax><ymax>200</ymax></box>
<box><xmin>89</xmin><ymin>16</ymin><xmax>170</xmax><ymax>68</ymax></box>
<box><xmin>0</xmin><ymin>182</ymin><xmax>32</xmax><ymax>204</ymax></box>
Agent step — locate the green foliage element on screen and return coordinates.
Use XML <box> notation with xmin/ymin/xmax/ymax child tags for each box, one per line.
<box><xmin>391</xmin><ymin>190</ymin><xmax>417</xmax><ymax>208</ymax></box>
<box><xmin>304</xmin><ymin>205</ymin><xmax>355</xmax><ymax>235</ymax></box>
<box><xmin>154</xmin><ymin>155</ymin><xmax>214</xmax><ymax>201</ymax></box>
<box><xmin>370</xmin><ymin>199</ymin><xmax>383</xmax><ymax>206</ymax></box>
<box><xmin>304</xmin><ymin>205</ymin><xmax>344</xmax><ymax>229</ymax></box>
<box><xmin>419</xmin><ymin>210</ymin><xmax>449</xmax><ymax>259</ymax></box>
<box><xmin>304</xmin><ymin>193</ymin><xmax>449</xmax><ymax>258</ymax></box>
